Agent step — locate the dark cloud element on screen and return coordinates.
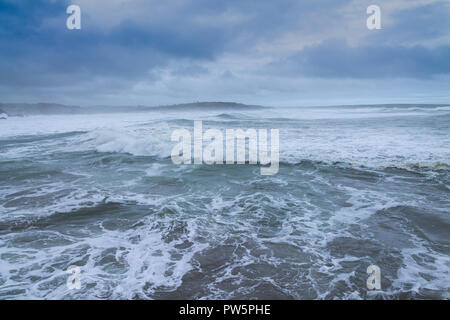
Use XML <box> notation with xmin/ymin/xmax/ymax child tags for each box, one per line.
<box><xmin>0</xmin><ymin>0</ymin><xmax>226</xmax><ymax>86</ymax></box>
<box><xmin>271</xmin><ymin>40</ymin><xmax>450</xmax><ymax>78</ymax></box>
<box><xmin>383</xmin><ymin>1</ymin><xmax>450</xmax><ymax>45</ymax></box>
<box><xmin>0</xmin><ymin>0</ymin><xmax>350</xmax><ymax>85</ymax></box>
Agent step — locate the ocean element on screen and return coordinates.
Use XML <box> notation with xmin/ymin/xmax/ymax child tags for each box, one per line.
<box><xmin>0</xmin><ymin>105</ymin><xmax>449</xmax><ymax>299</ymax></box>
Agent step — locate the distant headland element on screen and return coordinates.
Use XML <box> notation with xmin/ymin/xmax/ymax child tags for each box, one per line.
<box><xmin>0</xmin><ymin>102</ymin><xmax>268</xmax><ymax>117</ymax></box>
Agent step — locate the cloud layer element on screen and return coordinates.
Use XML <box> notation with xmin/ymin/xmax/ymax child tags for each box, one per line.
<box><xmin>0</xmin><ymin>0</ymin><xmax>449</xmax><ymax>106</ymax></box>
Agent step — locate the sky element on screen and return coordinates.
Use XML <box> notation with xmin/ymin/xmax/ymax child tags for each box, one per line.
<box><xmin>0</xmin><ymin>0</ymin><xmax>449</xmax><ymax>107</ymax></box>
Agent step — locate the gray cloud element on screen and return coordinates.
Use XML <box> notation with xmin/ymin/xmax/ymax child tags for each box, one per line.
<box><xmin>0</xmin><ymin>0</ymin><xmax>449</xmax><ymax>105</ymax></box>
<box><xmin>268</xmin><ymin>40</ymin><xmax>450</xmax><ymax>78</ymax></box>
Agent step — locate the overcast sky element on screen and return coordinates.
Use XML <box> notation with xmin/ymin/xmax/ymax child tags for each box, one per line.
<box><xmin>1</xmin><ymin>0</ymin><xmax>449</xmax><ymax>106</ymax></box>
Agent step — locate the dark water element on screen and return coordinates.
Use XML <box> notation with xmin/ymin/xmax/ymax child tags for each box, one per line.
<box><xmin>0</xmin><ymin>105</ymin><xmax>449</xmax><ymax>299</ymax></box>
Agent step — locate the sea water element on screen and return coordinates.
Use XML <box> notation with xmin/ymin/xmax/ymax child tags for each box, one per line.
<box><xmin>0</xmin><ymin>105</ymin><xmax>448</xmax><ymax>299</ymax></box>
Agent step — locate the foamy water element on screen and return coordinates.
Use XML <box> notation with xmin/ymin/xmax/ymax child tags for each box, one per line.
<box><xmin>0</xmin><ymin>105</ymin><xmax>449</xmax><ymax>299</ymax></box>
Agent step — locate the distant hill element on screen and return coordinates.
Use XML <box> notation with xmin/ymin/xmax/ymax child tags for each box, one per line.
<box><xmin>0</xmin><ymin>103</ymin><xmax>81</xmax><ymax>116</ymax></box>
<box><xmin>152</xmin><ymin>102</ymin><xmax>266</xmax><ymax>111</ymax></box>
<box><xmin>0</xmin><ymin>101</ymin><xmax>268</xmax><ymax>116</ymax></box>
